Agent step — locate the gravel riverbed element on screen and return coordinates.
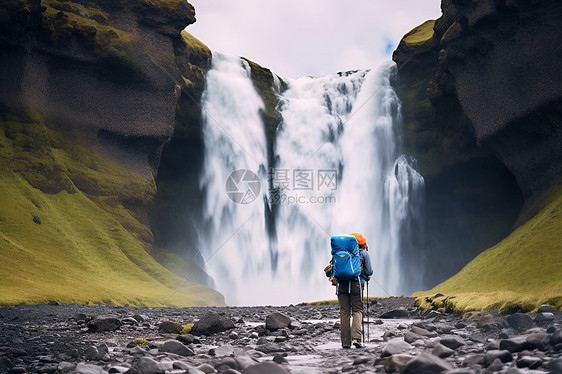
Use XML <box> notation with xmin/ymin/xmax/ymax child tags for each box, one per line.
<box><xmin>0</xmin><ymin>298</ymin><xmax>560</xmax><ymax>373</ymax></box>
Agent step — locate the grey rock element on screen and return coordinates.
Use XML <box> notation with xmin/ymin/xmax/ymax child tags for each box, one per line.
<box><xmin>400</xmin><ymin>352</ymin><xmax>453</xmax><ymax>373</ymax></box>
<box><xmin>516</xmin><ymin>356</ymin><xmax>542</xmax><ymax>369</ymax></box>
<box><xmin>384</xmin><ymin>354</ymin><xmax>413</xmax><ymax>373</ymax></box>
<box><xmin>235</xmin><ymin>357</ymin><xmax>257</xmax><ymax>371</ymax></box>
<box><xmin>550</xmin><ymin>329</ymin><xmax>562</xmax><ymax>345</ymax></box>
<box><xmin>484</xmin><ymin>350</ymin><xmax>512</xmax><ymax>365</ymax></box>
<box><xmin>58</xmin><ymin>362</ymin><xmax>76</xmax><ymax>374</ymax></box>
<box><xmin>33</xmin><ymin>215</ymin><xmax>41</xmax><ymax>224</ymax></box>
<box><xmin>440</xmin><ymin>335</ymin><xmax>466</xmax><ymax>350</ymax></box>
<box><xmin>131</xmin><ymin>357</ymin><xmax>164</xmax><ymax>374</ymax></box>
<box><xmin>108</xmin><ymin>366</ymin><xmax>130</xmax><ymax>373</ymax></box>
<box><xmin>463</xmin><ymin>354</ymin><xmax>485</xmax><ymax>366</ymax></box>
<box><xmin>191</xmin><ymin>311</ymin><xmax>235</xmax><ymax>335</ymax></box>
<box><xmin>289</xmin><ymin>319</ymin><xmax>302</xmax><ymax>329</ymax></box>
<box><xmin>352</xmin><ymin>357</ymin><xmax>369</xmax><ymax>365</ymax></box>
<box><xmin>537</xmin><ymin>304</ymin><xmax>554</xmax><ymax>313</ymax></box>
<box><xmin>500</xmin><ymin>336</ymin><xmax>531</xmax><ymax>353</ymax></box>
<box><xmin>548</xmin><ymin>358</ymin><xmax>562</xmax><ymax>373</ymax></box>
<box><xmin>243</xmin><ymin>362</ymin><xmax>289</xmax><ymax>374</ymax></box>
<box><xmin>432</xmin><ymin>343</ymin><xmax>455</xmax><ymax>358</ymax></box>
<box><xmin>255</xmin><ymin>342</ymin><xmax>285</xmax><ymax>354</ymax></box>
<box><xmin>534</xmin><ymin>313</ymin><xmax>555</xmax><ymax>323</ymax></box>
<box><xmin>210</xmin><ymin>345</ymin><xmax>234</xmax><ymax>357</ymax></box>
<box><xmin>122</xmin><ymin>317</ymin><xmax>139</xmax><ymax>325</ymax></box>
<box><xmin>219</xmin><ymin>357</ymin><xmax>237</xmax><ymax>369</ymax></box>
<box><xmin>404</xmin><ymin>331</ymin><xmax>422</xmax><ymax>343</ymax></box>
<box><xmin>176</xmin><ymin>333</ymin><xmax>199</xmax><ymax>344</ymax></box>
<box><xmin>194</xmin><ymin>363</ymin><xmax>216</xmax><ymax>373</ymax></box>
<box><xmin>88</xmin><ymin>315</ymin><xmax>122</xmax><ymax>332</ymax></box>
<box><xmin>272</xmin><ymin>354</ymin><xmax>287</xmax><ymax>364</ymax></box>
<box><xmin>265</xmin><ymin>312</ymin><xmax>291</xmax><ymax>331</ymax></box>
<box><xmin>84</xmin><ymin>346</ymin><xmax>99</xmax><ymax>360</ymax></box>
<box><xmin>443</xmin><ymin>370</ymin><xmax>476</xmax><ymax>374</ymax></box>
<box><xmin>411</xmin><ymin>326</ymin><xmax>433</xmax><ymax>336</ymax></box>
<box><xmin>381</xmin><ymin>338</ymin><xmax>413</xmax><ymax>357</ymax></box>
<box><xmin>187</xmin><ymin>369</ymin><xmax>207</xmax><ymax>374</ymax></box>
<box><xmin>485</xmin><ymin>358</ymin><xmax>503</xmax><ymax>373</ymax></box>
<box><xmin>159</xmin><ymin>340</ymin><xmax>194</xmax><ymax>356</ymax></box>
<box><xmin>505</xmin><ymin>313</ymin><xmax>533</xmax><ymax>332</ymax></box>
<box><xmin>380</xmin><ymin>309</ymin><xmax>409</xmax><ymax>319</ymax></box>
<box><xmin>8</xmin><ymin>367</ymin><xmax>28</xmax><ymax>374</ymax></box>
<box><xmin>158</xmin><ymin>320</ymin><xmax>183</xmax><ymax>334</ymax></box>
<box><xmin>70</xmin><ymin>363</ymin><xmax>106</xmax><ymax>374</ymax></box>
<box><xmin>171</xmin><ymin>362</ymin><xmax>192</xmax><ymax>371</ymax></box>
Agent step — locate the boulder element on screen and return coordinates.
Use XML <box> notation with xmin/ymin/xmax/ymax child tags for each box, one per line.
<box><xmin>548</xmin><ymin>358</ymin><xmax>562</xmax><ymax>373</ymax></box>
<box><xmin>551</xmin><ymin>329</ymin><xmax>562</xmax><ymax>345</ymax></box>
<box><xmin>265</xmin><ymin>312</ymin><xmax>291</xmax><ymax>331</ymax></box>
<box><xmin>500</xmin><ymin>337</ymin><xmax>531</xmax><ymax>353</ymax></box>
<box><xmin>158</xmin><ymin>321</ymin><xmax>183</xmax><ymax>334</ymax></box>
<box><xmin>131</xmin><ymin>357</ymin><xmax>165</xmax><ymax>374</ymax></box>
<box><xmin>440</xmin><ymin>335</ymin><xmax>466</xmax><ymax>350</ymax></box>
<box><xmin>516</xmin><ymin>356</ymin><xmax>542</xmax><ymax>369</ymax></box>
<box><xmin>159</xmin><ymin>340</ymin><xmax>194</xmax><ymax>357</ymax></box>
<box><xmin>384</xmin><ymin>354</ymin><xmax>413</xmax><ymax>373</ymax></box>
<box><xmin>381</xmin><ymin>338</ymin><xmax>413</xmax><ymax>357</ymax></box>
<box><xmin>380</xmin><ymin>309</ymin><xmax>409</xmax><ymax>319</ymax></box>
<box><xmin>191</xmin><ymin>311</ymin><xmax>235</xmax><ymax>335</ymax></box>
<box><xmin>87</xmin><ymin>316</ymin><xmax>121</xmax><ymax>332</ymax></box>
<box><xmin>70</xmin><ymin>363</ymin><xmax>106</xmax><ymax>374</ymax></box>
<box><xmin>534</xmin><ymin>313</ymin><xmax>555</xmax><ymax>323</ymax></box>
<box><xmin>243</xmin><ymin>362</ymin><xmax>289</xmax><ymax>374</ymax></box>
<box><xmin>484</xmin><ymin>350</ymin><xmax>512</xmax><ymax>365</ymax></box>
<box><xmin>432</xmin><ymin>343</ymin><xmax>454</xmax><ymax>358</ymax></box>
<box><xmin>505</xmin><ymin>313</ymin><xmax>533</xmax><ymax>332</ymax></box>
<box><xmin>400</xmin><ymin>353</ymin><xmax>453</xmax><ymax>373</ymax></box>
<box><xmin>537</xmin><ymin>305</ymin><xmax>554</xmax><ymax>313</ymax></box>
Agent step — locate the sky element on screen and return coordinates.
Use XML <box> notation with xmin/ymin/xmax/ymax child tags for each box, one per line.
<box><xmin>186</xmin><ymin>0</ymin><xmax>442</xmax><ymax>79</ymax></box>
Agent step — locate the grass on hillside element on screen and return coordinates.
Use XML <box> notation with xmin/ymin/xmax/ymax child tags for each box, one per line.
<box><xmin>414</xmin><ymin>185</ymin><xmax>562</xmax><ymax>314</ymax></box>
<box><xmin>402</xmin><ymin>19</ymin><xmax>436</xmax><ymax>46</ymax></box>
<box><xmin>0</xmin><ymin>108</ymin><xmax>224</xmax><ymax>306</ymax></box>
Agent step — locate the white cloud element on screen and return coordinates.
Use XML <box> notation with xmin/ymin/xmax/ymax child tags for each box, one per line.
<box><xmin>186</xmin><ymin>0</ymin><xmax>442</xmax><ymax>79</ymax></box>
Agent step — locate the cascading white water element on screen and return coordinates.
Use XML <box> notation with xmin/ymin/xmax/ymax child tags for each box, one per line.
<box><xmin>198</xmin><ymin>56</ymin><xmax>425</xmax><ymax>305</ymax></box>
<box><xmin>199</xmin><ymin>53</ymin><xmax>271</xmax><ymax>305</ymax></box>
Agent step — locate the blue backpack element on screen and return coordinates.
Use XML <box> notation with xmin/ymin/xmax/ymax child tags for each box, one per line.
<box><xmin>330</xmin><ymin>235</ymin><xmax>361</xmax><ymax>281</ymax></box>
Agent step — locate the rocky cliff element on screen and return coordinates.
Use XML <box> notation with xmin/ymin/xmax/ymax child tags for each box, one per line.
<box><xmin>0</xmin><ymin>0</ymin><xmax>224</xmax><ymax>306</ymax></box>
<box><xmin>393</xmin><ymin>0</ymin><xmax>562</xmax><ymax>309</ymax></box>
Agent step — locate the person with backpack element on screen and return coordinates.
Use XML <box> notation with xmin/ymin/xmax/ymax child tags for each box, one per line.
<box><xmin>324</xmin><ymin>233</ymin><xmax>373</xmax><ymax>349</ymax></box>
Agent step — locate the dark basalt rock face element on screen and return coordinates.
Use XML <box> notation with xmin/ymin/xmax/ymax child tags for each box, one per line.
<box><xmin>0</xmin><ymin>0</ymin><xmax>196</xmax><ymax>179</ymax></box>
<box><xmin>390</xmin><ymin>0</ymin><xmax>562</xmax><ymax>289</ymax></box>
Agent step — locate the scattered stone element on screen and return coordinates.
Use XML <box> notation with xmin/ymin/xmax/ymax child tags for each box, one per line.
<box><xmin>108</xmin><ymin>366</ymin><xmax>130</xmax><ymax>373</ymax></box>
<box><xmin>48</xmin><ymin>300</ymin><xmax>59</xmax><ymax>306</ymax></box>
<box><xmin>84</xmin><ymin>346</ymin><xmax>99</xmax><ymax>360</ymax></box>
<box><xmin>440</xmin><ymin>335</ymin><xmax>466</xmax><ymax>350</ymax></box>
<box><xmin>380</xmin><ymin>309</ymin><xmax>409</xmax><ymax>319</ymax></box>
<box><xmin>516</xmin><ymin>356</ymin><xmax>542</xmax><ymax>369</ymax></box>
<box><xmin>432</xmin><ymin>343</ymin><xmax>455</xmax><ymax>358</ymax></box>
<box><xmin>131</xmin><ymin>357</ymin><xmax>164</xmax><ymax>374</ymax></box>
<box><xmin>158</xmin><ymin>320</ymin><xmax>183</xmax><ymax>334</ymax></box>
<box><xmin>70</xmin><ymin>363</ymin><xmax>106</xmax><ymax>374</ymax></box>
<box><xmin>210</xmin><ymin>345</ymin><xmax>234</xmax><ymax>357</ymax></box>
<box><xmin>404</xmin><ymin>331</ymin><xmax>422</xmax><ymax>343</ymax></box>
<box><xmin>548</xmin><ymin>358</ymin><xmax>562</xmax><ymax>373</ymax></box>
<box><xmin>400</xmin><ymin>353</ymin><xmax>453</xmax><ymax>373</ymax></box>
<box><xmin>382</xmin><ymin>338</ymin><xmax>413</xmax><ymax>357</ymax></box>
<box><xmin>484</xmin><ymin>350</ymin><xmax>513</xmax><ymax>365</ymax></box>
<box><xmin>159</xmin><ymin>340</ymin><xmax>194</xmax><ymax>356</ymax></box>
<box><xmin>33</xmin><ymin>216</ymin><xmax>41</xmax><ymax>224</ymax></box>
<box><xmin>485</xmin><ymin>358</ymin><xmax>503</xmax><ymax>373</ymax></box>
<box><xmin>88</xmin><ymin>315</ymin><xmax>121</xmax><ymax>332</ymax></box>
<box><xmin>58</xmin><ymin>362</ymin><xmax>76</xmax><ymax>374</ymax></box>
<box><xmin>384</xmin><ymin>354</ymin><xmax>413</xmax><ymax>373</ymax></box>
<box><xmin>537</xmin><ymin>305</ymin><xmax>554</xmax><ymax>313</ymax></box>
<box><xmin>535</xmin><ymin>312</ymin><xmax>554</xmax><ymax>323</ymax></box>
<box><xmin>505</xmin><ymin>313</ymin><xmax>533</xmax><ymax>332</ymax></box>
<box><xmin>255</xmin><ymin>342</ymin><xmax>285</xmax><ymax>354</ymax></box>
<box><xmin>195</xmin><ymin>363</ymin><xmax>216</xmax><ymax>373</ymax></box>
<box><xmin>552</xmin><ymin>329</ymin><xmax>562</xmax><ymax>345</ymax></box>
<box><xmin>191</xmin><ymin>311</ymin><xmax>235</xmax><ymax>335</ymax></box>
<box><xmin>272</xmin><ymin>354</ymin><xmax>287</xmax><ymax>364</ymax></box>
<box><xmin>463</xmin><ymin>354</ymin><xmax>485</xmax><ymax>366</ymax></box>
<box><xmin>352</xmin><ymin>357</ymin><xmax>369</xmax><ymax>365</ymax></box>
<box><xmin>244</xmin><ymin>362</ymin><xmax>289</xmax><ymax>374</ymax></box>
<box><xmin>266</xmin><ymin>312</ymin><xmax>291</xmax><ymax>331</ymax></box>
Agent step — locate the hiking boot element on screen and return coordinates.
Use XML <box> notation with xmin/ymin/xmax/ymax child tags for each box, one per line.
<box><xmin>352</xmin><ymin>340</ymin><xmax>363</xmax><ymax>348</ymax></box>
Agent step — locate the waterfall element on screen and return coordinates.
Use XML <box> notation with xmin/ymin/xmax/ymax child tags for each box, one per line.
<box><xmin>199</xmin><ymin>53</ymin><xmax>270</xmax><ymax>305</ymax></box>
<box><xmin>198</xmin><ymin>56</ymin><xmax>425</xmax><ymax>305</ymax></box>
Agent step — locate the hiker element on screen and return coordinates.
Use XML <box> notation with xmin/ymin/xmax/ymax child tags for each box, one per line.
<box><xmin>325</xmin><ymin>233</ymin><xmax>373</xmax><ymax>349</ymax></box>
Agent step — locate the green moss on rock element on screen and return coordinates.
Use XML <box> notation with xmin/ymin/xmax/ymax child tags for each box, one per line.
<box><xmin>0</xmin><ymin>107</ymin><xmax>224</xmax><ymax>306</ymax></box>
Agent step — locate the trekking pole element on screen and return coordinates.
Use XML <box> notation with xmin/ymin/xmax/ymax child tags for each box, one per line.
<box><xmin>367</xmin><ymin>281</ymin><xmax>371</xmax><ymax>341</ymax></box>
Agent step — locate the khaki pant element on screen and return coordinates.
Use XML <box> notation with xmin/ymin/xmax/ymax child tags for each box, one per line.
<box><xmin>337</xmin><ymin>281</ymin><xmax>363</xmax><ymax>347</ymax></box>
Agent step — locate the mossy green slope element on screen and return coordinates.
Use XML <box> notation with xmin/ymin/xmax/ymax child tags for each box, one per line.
<box><xmin>414</xmin><ymin>185</ymin><xmax>562</xmax><ymax>313</ymax></box>
<box><xmin>0</xmin><ymin>108</ymin><xmax>224</xmax><ymax>306</ymax></box>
